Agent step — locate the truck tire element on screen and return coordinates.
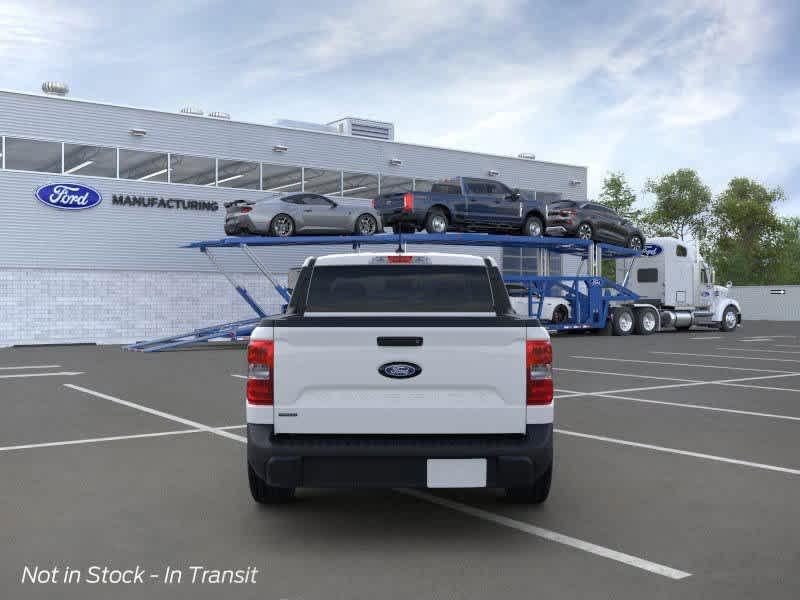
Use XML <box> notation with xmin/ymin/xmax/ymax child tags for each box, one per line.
<box><xmin>611</xmin><ymin>307</ymin><xmax>634</xmax><ymax>336</ymax></box>
<box><xmin>425</xmin><ymin>209</ymin><xmax>449</xmax><ymax>234</ymax></box>
<box><xmin>506</xmin><ymin>464</ymin><xmax>552</xmax><ymax>504</ymax></box>
<box><xmin>248</xmin><ymin>464</ymin><xmax>295</xmax><ymax>504</ymax></box>
<box><xmin>552</xmin><ymin>305</ymin><xmax>568</xmax><ymax>323</ymax></box>
<box><xmin>634</xmin><ymin>307</ymin><xmax>658</xmax><ymax>335</ymax></box>
<box><xmin>720</xmin><ymin>306</ymin><xmax>739</xmax><ymax>332</ymax></box>
<box><xmin>523</xmin><ymin>215</ymin><xmax>544</xmax><ymax>237</ymax></box>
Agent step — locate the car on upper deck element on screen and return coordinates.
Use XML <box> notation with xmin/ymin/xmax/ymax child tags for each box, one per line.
<box><xmin>546</xmin><ymin>200</ymin><xmax>645</xmax><ymax>249</ymax></box>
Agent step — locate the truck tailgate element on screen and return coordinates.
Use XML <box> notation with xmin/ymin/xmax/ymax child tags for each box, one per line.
<box><xmin>274</xmin><ymin>324</ymin><xmax>526</xmax><ymax>434</ymax></box>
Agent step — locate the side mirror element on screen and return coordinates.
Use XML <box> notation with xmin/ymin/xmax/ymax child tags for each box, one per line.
<box><xmin>726</xmin><ymin>281</ymin><xmax>733</xmax><ymax>289</ymax></box>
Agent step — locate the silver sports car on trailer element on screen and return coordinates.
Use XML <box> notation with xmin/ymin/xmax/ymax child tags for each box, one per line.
<box><xmin>224</xmin><ymin>193</ymin><xmax>383</xmax><ymax>237</ymax></box>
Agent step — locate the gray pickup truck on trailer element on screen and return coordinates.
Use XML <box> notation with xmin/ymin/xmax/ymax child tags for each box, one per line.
<box><xmin>374</xmin><ymin>177</ymin><xmax>549</xmax><ymax>236</ymax></box>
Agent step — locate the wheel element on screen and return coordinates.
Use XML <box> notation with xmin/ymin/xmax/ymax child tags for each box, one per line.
<box><xmin>523</xmin><ymin>215</ymin><xmax>544</xmax><ymax>237</ymax></box>
<box><xmin>224</xmin><ymin>224</ymin><xmax>240</xmax><ymax>236</ymax></box>
<box><xmin>576</xmin><ymin>222</ymin><xmax>593</xmax><ymax>240</ymax></box>
<box><xmin>248</xmin><ymin>464</ymin><xmax>295</xmax><ymax>504</ymax></box>
<box><xmin>552</xmin><ymin>305</ymin><xmax>568</xmax><ymax>324</ymax></box>
<box><xmin>506</xmin><ymin>465</ymin><xmax>552</xmax><ymax>504</ymax></box>
<box><xmin>425</xmin><ymin>209</ymin><xmax>449</xmax><ymax>234</ymax></box>
<box><xmin>270</xmin><ymin>214</ymin><xmax>295</xmax><ymax>237</ymax></box>
<box><xmin>611</xmin><ymin>306</ymin><xmax>634</xmax><ymax>336</ymax></box>
<box><xmin>355</xmin><ymin>213</ymin><xmax>378</xmax><ymax>235</ymax></box>
<box><xmin>628</xmin><ymin>234</ymin><xmax>644</xmax><ymax>251</ymax></box>
<box><xmin>634</xmin><ymin>307</ymin><xmax>658</xmax><ymax>335</ymax></box>
<box><xmin>720</xmin><ymin>306</ymin><xmax>739</xmax><ymax>332</ymax></box>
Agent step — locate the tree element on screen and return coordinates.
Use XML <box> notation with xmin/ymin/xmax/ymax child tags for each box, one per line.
<box><xmin>643</xmin><ymin>169</ymin><xmax>711</xmax><ymax>241</ymax></box>
<box><xmin>598</xmin><ymin>171</ymin><xmax>640</xmax><ymax>220</ymax></box>
<box><xmin>706</xmin><ymin>178</ymin><xmax>786</xmax><ymax>285</ymax></box>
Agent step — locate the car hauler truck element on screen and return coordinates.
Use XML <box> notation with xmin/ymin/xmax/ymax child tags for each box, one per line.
<box><xmin>614</xmin><ymin>236</ymin><xmax>741</xmax><ymax>334</ymax></box>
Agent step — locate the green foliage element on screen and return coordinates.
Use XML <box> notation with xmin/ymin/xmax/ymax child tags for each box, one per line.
<box><xmin>642</xmin><ymin>169</ymin><xmax>711</xmax><ymax>241</ymax></box>
<box><xmin>598</xmin><ymin>171</ymin><xmax>640</xmax><ymax>221</ymax></box>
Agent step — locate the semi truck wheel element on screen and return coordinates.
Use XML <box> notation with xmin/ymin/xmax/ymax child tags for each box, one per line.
<box><xmin>248</xmin><ymin>464</ymin><xmax>295</xmax><ymax>504</ymax></box>
<box><xmin>720</xmin><ymin>306</ymin><xmax>739</xmax><ymax>332</ymax></box>
<box><xmin>611</xmin><ymin>307</ymin><xmax>634</xmax><ymax>336</ymax></box>
<box><xmin>634</xmin><ymin>307</ymin><xmax>658</xmax><ymax>335</ymax></box>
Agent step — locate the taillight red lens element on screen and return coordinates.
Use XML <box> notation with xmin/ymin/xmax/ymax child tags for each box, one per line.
<box><xmin>241</xmin><ymin>207</ymin><xmax>252</xmax><ymax>213</ymax></box>
<box><xmin>402</xmin><ymin>193</ymin><xmax>414</xmax><ymax>212</ymax></box>
<box><xmin>372</xmin><ymin>199</ymin><xmax>377</xmax><ymax>209</ymax></box>
<box><xmin>526</xmin><ymin>340</ymin><xmax>553</xmax><ymax>405</ymax></box>
<box><xmin>247</xmin><ymin>340</ymin><xmax>274</xmax><ymax>405</ymax></box>
<box><xmin>387</xmin><ymin>255</ymin><xmax>414</xmax><ymax>263</ymax></box>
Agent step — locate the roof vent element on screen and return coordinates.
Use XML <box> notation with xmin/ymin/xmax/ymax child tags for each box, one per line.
<box><xmin>328</xmin><ymin>117</ymin><xmax>395</xmax><ymax>141</ymax></box>
<box><xmin>42</xmin><ymin>81</ymin><xmax>69</xmax><ymax>96</ymax></box>
<box><xmin>518</xmin><ymin>152</ymin><xmax>536</xmax><ymax>160</ymax></box>
<box><xmin>208</xmin><ymin>111</ymin><xmax>231</xmax><ymax>120</ymax></box>
<box><xmin>180</xmin><ymin>106</ymin><xmax>204</xmax><ymax>116</ymax></box>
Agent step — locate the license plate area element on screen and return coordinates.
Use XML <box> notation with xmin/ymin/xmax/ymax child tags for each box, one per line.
<box><xmin>426</xmin><ymin>459</ymin><xmax>487</xmax><ymax>488</ymax></box>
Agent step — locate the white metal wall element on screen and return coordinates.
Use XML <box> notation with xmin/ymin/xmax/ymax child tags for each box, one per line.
<box><xmin>728</xmin><ymin>286</ymin><xmax>800</xmax><ymax>321</ymax></box>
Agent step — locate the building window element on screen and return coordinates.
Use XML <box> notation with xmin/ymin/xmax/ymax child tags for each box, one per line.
<box><xmin>119</xmin><ymin>149</ymin><xmax>168</xmax><ymax>182</ymax></box>
<box><xmin>217</xmin><ymin>159</ymin><xmax>260</xmax><ymax>189</ymax></box>
<box><xmin>342</xmin><ymin>171</ymin><xmax>379</xmax><ymax>198</ymax></box>
<box><xmin>262</xmin><ymin>163</ymin><xmax>302</xmax><ymax>193</ymax></box>
<box><xmin>502</xmin><ymin>248</ymin><xmax>538</xmax><ymax>276</ymax></box>
<box><xmin>170</xmin><ymin>154</ymin><xmax>216</xmax><ymax>186</ymax></box>
<box><xmin>380</xmin><ymin>176</ymin><xmax>413</xmax><ymax>195</ymax></box>
<box><xmin>304</xmin><ymin>167</ymin><xmax>342</xmax><ymax>195</ymax></box>
<box><xmin>4</xmin><ymin>137</ymin><xmax>61</xmax><ymax>173</ymax></box>
<box><xmin>63</xmin><ymin>143</ymin><xmax>117</xmax><ymax>177</ymax></box>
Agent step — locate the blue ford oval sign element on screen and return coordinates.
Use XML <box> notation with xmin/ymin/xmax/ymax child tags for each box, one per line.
<box><xmin>35</xmin><ymin>183</ymin><xmax>103</xmax><ymax>210</ymax></box>
<box><xmin>378</xmin><ymin>362</ymin><xmax>422</xmax><ymax>379</ymax></box>
<box><xmin>642</xmin><ymin>244</ymin><xmax>663</xmax><ymax>257</ymax></box>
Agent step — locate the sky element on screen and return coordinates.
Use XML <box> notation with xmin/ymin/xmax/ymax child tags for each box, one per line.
<box><xmin>2</xmin><ymin>0</ymin><xmax>800</xmax><ymax>213</ymax></box>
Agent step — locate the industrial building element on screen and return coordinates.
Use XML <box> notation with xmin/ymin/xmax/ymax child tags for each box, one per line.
<box><xmin>0</xmin><ymin>84</ymin><xmax>588</xmax><ymax>345</ymax></box>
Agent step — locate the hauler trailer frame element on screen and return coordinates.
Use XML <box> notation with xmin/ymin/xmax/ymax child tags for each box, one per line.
<box><xmin>125</xmin><ymin>232</ymin><xmax>641</xmax><ymax>352</ymax></box>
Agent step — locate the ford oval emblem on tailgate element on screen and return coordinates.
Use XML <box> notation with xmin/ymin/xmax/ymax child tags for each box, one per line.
<box><xmin>378</xmin><ymin>362</ymin><xmax>422</xmax><ymax>379</ymax></box>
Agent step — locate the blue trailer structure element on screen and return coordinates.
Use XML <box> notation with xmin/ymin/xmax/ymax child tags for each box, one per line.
<box><xmin>126</xmin><ymin>232</ymin><xmax>642</xmax><ymax>352</ymax></box>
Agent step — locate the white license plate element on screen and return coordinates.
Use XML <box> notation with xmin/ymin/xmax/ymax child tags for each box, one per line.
<box><xmin>426</xmin><ymin>459</ymin><xmax>487</xmax><ymax>488</ymax></box>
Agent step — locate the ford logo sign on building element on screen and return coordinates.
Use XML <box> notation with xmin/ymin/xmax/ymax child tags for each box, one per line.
<box><xmin>35</xmin><ymin>183</ymin><xmax>103</xmax><ymax>210</ymax></box>
<box><xmin>378</xmin><ymin>362</ymin><xmax>422</xmax><ymax>379</ymax></box>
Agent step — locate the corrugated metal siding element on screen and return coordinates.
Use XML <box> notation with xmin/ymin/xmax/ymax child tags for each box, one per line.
<box><xmin>728</xmin><ymin>286</ymin><xmax>800</xmax><ymax>321</ymax></box>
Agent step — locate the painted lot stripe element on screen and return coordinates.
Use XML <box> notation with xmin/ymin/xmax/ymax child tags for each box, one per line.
<box><xmin>553</xmin><ymin>372</ymin><xmax>800</xmax><ymax>398</ymax></box>
<box><xmin>231</xmin><ymin>374</ymin><xmax>247</xmax><ymax>380</ymax></box>
<box><xmin>63</xmin><ymin>384</ymin><xmax>246</xmax><ymax>443</ymax></box>
<box><xmin>0</xmin><ymin>371</ymin><xmax>84</xmax><ymax>379</ymax></box>
<box><xmin>717</xmin><ymin>347</ymin><xmax>800</xmax><ymax>355</ymax></box>
<box><xmin>775</xmin><ymin>344</ymin><xmax>800</xmax><ymax>349</ymax></box>
<box><xmin>0</xmin><ymin>425</ymin><xmax>246</xmax><ymax>454</ymax></box>
<box><xmin>399</xmin><ymin>489</ymin><xmax>690</xmax><ymax>580</ymax></box>
<box><xmin>569</xmin><ymin>355</ymin><xmax>795</xmax><ymax>374</ymax></box>
<box><xmin>556</xmin><ymin>388</ymin><xmax>800</xmax><ymax>422</ymax></box>
<box><xmin>652</xmin><ymin>351</ymin><xmax>800</xmax><ymax>364</ymax></box>
<box><xmin>555</xmin><ymin>368</ymin><xmax>698</xmax><ymax>383</ymax></box>
<box><xmin>689</xmin><ymin>336</ymin><xmax>721</xmax><ymax>340</ymax></box>
<box><xmin>65</xmin><ymin>385</ymin><xmax>690</xmax><ymax>580</ymax></box>
<box><xmin>0</xmin><ymin>364</ymin><xmax>61</xmax><ymax>370</ymax></box>
<box><xmin>556</xmin><ymin>429</ymin><xmax>800</xmax><ymax>476</ymax></box>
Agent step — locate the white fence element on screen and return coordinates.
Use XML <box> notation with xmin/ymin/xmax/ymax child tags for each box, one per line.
<box><xmin>728</xmin><ymin>285</ymin><xmax>800</xmax><ymax>321</ymax></box>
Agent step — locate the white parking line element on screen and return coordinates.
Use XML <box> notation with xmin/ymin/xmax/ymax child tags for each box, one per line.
<box><xmin>0</xmin><ymin>364</ymin><xmax>61</xmax><ymax>370</ymax></box>
<box><xmin>717</xmin><ymin>347</ymin><xmax>800</xmax><ymax>355</ymax></box>
<box><xmin>689</xmin><ymin>336</ymin><xmax>721</xmax><ymax>340</ymax></box>
<box><xmin>0</xmin><ymin>425</ymin><xmax>246</xmax><ymax>454</ymax></box>
<box><xmin>556</xmin><ymin>388</ymin><xmax>800</xmax><ymax>422</ymax></box>
<box><xmin>65</xmin><ymin>384</ymin><xmax>691</xmax><ymax>580</ymax></box>
<box><xmin>555</xmin><ymin>368</ymin><xmax>698</xmax><ymax>383</ymax></box>
<box><xmin>774</xmin><ymin>344</ymin><xmax>800</xmax><ymax>349</ymax></box>
<box><xmin>556</xmin><ymin>429</ymin><xmax>800</xmax><ymax>476</ymax></box>
<box><xmin>63</xmin><ymin>384</ymin><xmax>247</xmax><ymax>443</ymax></box>
<box><xmin>230</xmin><ymin>374</ymin><xmax>247</xmax><ymax>380</ymax></box>
<box><xmin>652</xmin><ymin>351</ymin><xmax>800</xmax><ymax>364</ymax></box>
<box><xmin>570</xmin><ymin>355</ymin><xmax>795</xmax><ymax>374</ymax></box>
<box><xmin>0</xmin><ymin>371</ymin><xmax>84</xmax><ymax>379</ymax></box>
<box><xmin>553</xmin><ymin>372</ymin><xmax>800</xmax><ymax>398</ymax></box>
<box><xmin>398</xmin><ymin>489</ymin><xmax>691</xmax><ymax>580</ymax></box>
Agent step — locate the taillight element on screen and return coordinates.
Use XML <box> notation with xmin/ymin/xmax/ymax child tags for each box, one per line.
<box><xmin>526</xmin><ymin>340</ymin><xmax>553</xmax><ymax>405</ymax></box>
<box><xmin>387</xmin><ymin>255</ymin><xmax>414</xmax><ymax>263</ymax></box>
<box><xmin>247</xmin><ymin>340</ymin><xmax>274</xmax><ymax>405</ymax></box>
<box><xmin>241</xmin><ymin>207</ymin><xmax>252</xmax><ymax>213</ymax></box>
<box><xmin>372</xmin><ymin>198</ymin><xmax>377</xmax><ymax>209</ymax></box>
<box><xmin>402</xmin><ymin>193</ymin><xmax>414</xmax><ymax>212</ymax></box>
<box><xmin>560</xmin><ymin>209</ymin><xmax>577</xmax><ymax>217</ymax></box>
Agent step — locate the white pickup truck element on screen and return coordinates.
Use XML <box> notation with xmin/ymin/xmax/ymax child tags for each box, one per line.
<box><xmin>245</xmin><ymin>251</ymin><xmax>554</xmax><ymax>504</ymax></box>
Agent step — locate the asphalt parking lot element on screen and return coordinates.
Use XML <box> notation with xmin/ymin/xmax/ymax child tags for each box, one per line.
<box><xmin>2</xmin><ymin>322</ymin><xmax>799</xmax><ymax>599</ymax></box>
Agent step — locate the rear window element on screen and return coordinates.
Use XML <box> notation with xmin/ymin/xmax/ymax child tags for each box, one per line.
<box><xmin>430</xmin><ymin>183</ymin><xmax>461</xmax><ymax>195</ymax></box>
<box><xmin>637</xmin><ymin>268</ymin><xmax>659</xmax><ymax>283</ymax></box>
<box><xmin>306</xmin><ymin>265</ymin><xmax>495</xmax><ymax>312</ymax></box>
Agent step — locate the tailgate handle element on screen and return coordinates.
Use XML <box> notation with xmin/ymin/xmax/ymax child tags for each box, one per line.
<box><xmin>377</xmin><ymin>336</ymin><xmax>423</xmax><ymax>347</ymax></box>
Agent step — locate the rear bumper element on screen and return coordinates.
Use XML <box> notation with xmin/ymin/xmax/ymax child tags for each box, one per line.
<box><xmin>247</xmin><ymin>424</ymin><xmax>553</xmax><ymax>489</ymax></box>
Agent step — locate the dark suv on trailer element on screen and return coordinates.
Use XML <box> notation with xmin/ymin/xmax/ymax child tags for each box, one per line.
<box><xmin>546</xmin><ymin>200</ymin><xmax>645</xmax><ymax>249</ymax></box>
